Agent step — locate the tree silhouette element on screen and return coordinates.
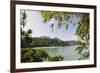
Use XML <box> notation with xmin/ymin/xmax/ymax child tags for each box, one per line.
<box><xmin>20</xmin><ymin>10</ymin><xmax>32</xmax><ymax>48</ymax></box>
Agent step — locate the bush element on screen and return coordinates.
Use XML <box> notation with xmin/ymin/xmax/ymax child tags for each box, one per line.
<box><xmin>21</xmin><ymin>48</ymin><xmax>49</xmax><ymax>62</ymax></box>
<box><xmin>48</xmin><ymin>55</ymin><xmax>64</xmax><ymax>61</ymax></box>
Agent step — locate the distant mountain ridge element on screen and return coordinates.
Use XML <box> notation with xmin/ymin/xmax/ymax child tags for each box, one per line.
<box><xmin>31</xmin><ymin>36</ymin><xmax>79</xmax><ymax>47</ymax></box>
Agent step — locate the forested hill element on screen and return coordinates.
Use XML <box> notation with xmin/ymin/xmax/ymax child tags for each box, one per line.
<box><xmin>21</xmin><ymin>35</ymin><xmax>79</xmax><ymax>48</ymax></box>
<box><xmin>30</xmin><ymin>36</ymin><xmax>79</xmax><ymax>47</ymax></box>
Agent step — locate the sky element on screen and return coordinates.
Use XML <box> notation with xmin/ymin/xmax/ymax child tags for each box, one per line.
<box><xmin>23</xmin><ymin>10</ymin><xmax>81</xmax><ymax>41</ymax></box>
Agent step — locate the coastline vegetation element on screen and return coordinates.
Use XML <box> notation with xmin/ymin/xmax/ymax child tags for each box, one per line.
<box><xmin>21</xmin><ymin>48</ymin><xmax>64</xmax><ymax>62</ymax></box>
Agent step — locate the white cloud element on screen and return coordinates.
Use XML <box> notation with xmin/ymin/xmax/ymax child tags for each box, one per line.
<box><xmin>65</xmin><ymin>35</ymin><xmax>78</xmax><ymax>41</ymax></box>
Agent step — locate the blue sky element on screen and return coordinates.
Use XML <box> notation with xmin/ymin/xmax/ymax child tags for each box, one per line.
<box><xmin>23</xmin><ymin>10</ymin><xmax>80</xmax><ymax>41</ymax></box>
